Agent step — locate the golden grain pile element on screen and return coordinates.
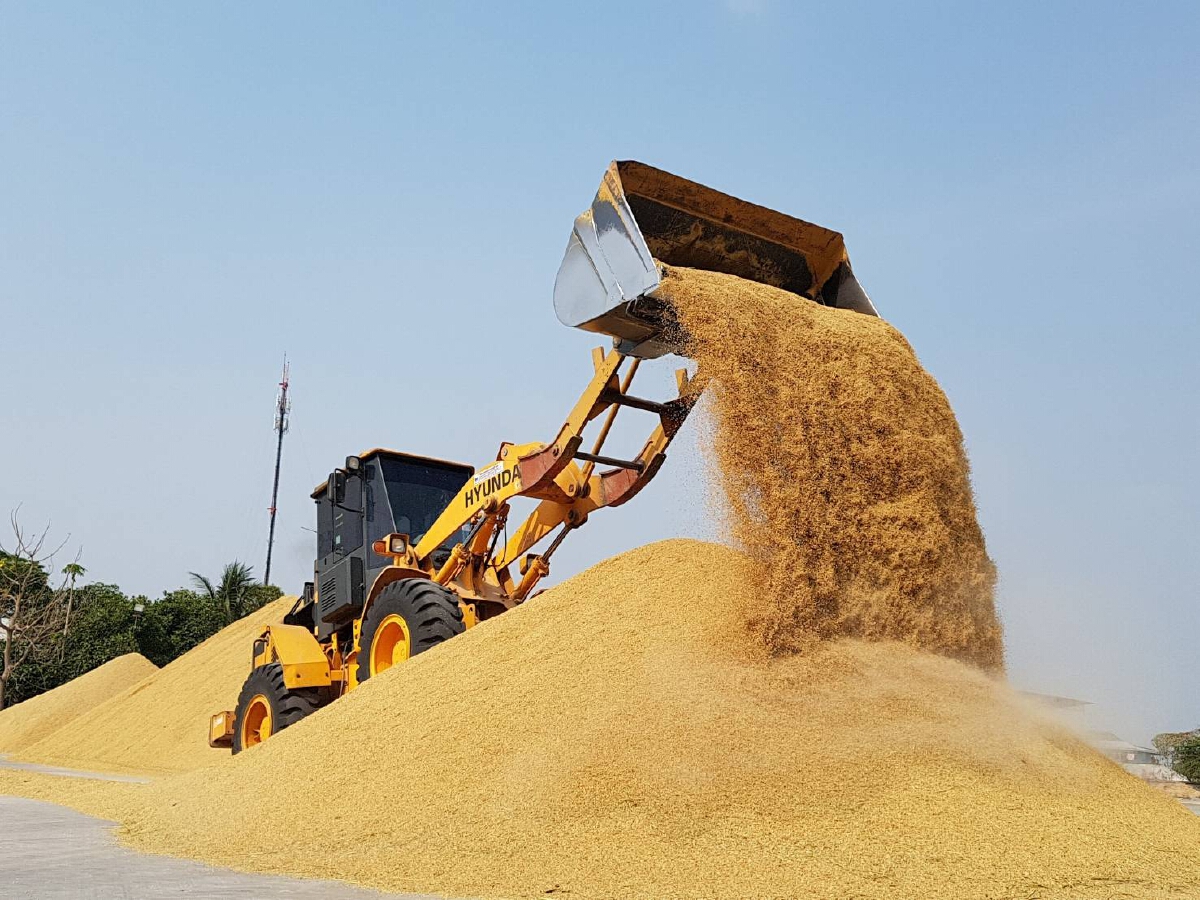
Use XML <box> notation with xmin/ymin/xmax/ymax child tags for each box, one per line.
<box><xmin>44</xmin><ymin>540</ymin><xmax>1196</xmax><ymax>900</ymax></box>
<box><xmin>661</xmin><ymin>266</ymin><xmax>1004</xmax><ymax>670</ymax></box>
<box><xmin>12</xmin><ymin>597</ymin><xmax>293</xmax><ymax>775</ymax></box>
<box><xmin>0</xmin><ymin>653</ymin><xmax>156</xmax><ymax>754</ymax></box>
<box><xmin>5</xmin><ymin>272</ymin><xmax>1199</xmax><ymax>898</ymax></box>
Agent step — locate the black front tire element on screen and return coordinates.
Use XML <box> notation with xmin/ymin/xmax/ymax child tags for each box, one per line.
<box><xmin>356</xmin><ymin>578</ymin><xmax>465</xmax><ymax>685</ymax></box>
<box><xmin>231</xmin><ymin>663</ymin><xmax>324</xmax><ymax>754</ymax></box>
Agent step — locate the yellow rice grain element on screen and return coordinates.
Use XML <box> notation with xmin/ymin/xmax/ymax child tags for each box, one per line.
<box><xmin>0</xmin><ymin>653</ymin><xmax>156</xmax><ymax>754</ymax></box>
<box><xmin>14</xmin><ymin>597</ymin><xmax>293</xmax><ymax>775</ymax></box>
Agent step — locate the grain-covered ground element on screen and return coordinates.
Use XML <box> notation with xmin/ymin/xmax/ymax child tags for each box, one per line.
<box><xmin>3</xmin><ymin>271</ymin><xmax>1197</xmax><ymax>898</ymax></box>
<box><xmin>1153</xmin><ymin>781</ymin><xmax>1200</xmax><ymax>800</ymax></box>
<box><xmin>3</xmin><ymin>542</ymin><xmax>1200</xmax><ymax>899</ymax></box>
<box><xmin>11</xmin><ymin>597</ymin><xmax>293</xmax><ymax>775</ymax></box>
<box><xmin>0</xmin><ymin>654</ymin><xmax>157</xmax><ymax>754</ymax></box>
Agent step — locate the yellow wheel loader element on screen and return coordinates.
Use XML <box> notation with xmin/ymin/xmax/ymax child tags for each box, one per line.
<box><xmin>210</xmin><ymin>160</ymin><xmax>877</xmax><ymax>752</ymax></box>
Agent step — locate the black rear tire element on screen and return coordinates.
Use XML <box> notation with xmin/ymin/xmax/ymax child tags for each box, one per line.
<box><xmin>231</xmin><ymin>663</ymin><xmax>324</xmax><ymax>754</ymax></box>
<box><xmin>356</xmin><ymin>578</ymin><xmax>464</xmax><ymax>685</ymax></box>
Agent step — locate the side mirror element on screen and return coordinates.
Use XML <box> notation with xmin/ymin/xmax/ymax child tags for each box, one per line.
<box><xmin>330</xmin><ymin>470</ymin><xmax>347</xmax><ymax>504</ymax></box>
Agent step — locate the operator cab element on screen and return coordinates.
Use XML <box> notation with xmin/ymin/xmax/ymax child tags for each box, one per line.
<box><xmin>295</xmin><ymin>448</ymin><xmax>473</xmax><ymax>640</ymax></box>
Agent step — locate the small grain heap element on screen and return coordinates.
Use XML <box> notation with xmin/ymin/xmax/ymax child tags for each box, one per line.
<box><xmin>13</xmin><ymin>597</ymin><xmax>293</xmax><ymax>775</ymax></box>
<box><xmin>661</xmin><ymin>265</ymin><xmax>1004</xmax><ymax>668</ymax></box>
<box><xmin>0</xmin><ymin>653</ymin><xmax>156</xmax><ymax>754</ymax></box>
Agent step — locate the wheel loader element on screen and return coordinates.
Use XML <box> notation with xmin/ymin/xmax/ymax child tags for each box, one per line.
<box><xmin>209</xmin><ymin>160</ymin><xmax>877</xmax><ymax>752</ymax></box>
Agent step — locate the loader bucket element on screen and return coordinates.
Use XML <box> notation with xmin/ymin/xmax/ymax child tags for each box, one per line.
<box><xmin>553</xmin><ymin>160</ymin><xmax>878</xmax><ymax>358</ymax></box>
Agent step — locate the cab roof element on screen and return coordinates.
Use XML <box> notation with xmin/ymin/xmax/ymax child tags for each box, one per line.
<box><xmin>311</xmin><ymin>447</ymin><xmax>474</xmax><ymax>498</ymax></box>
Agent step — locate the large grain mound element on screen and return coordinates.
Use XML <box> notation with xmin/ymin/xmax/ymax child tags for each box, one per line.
<box><xmin>2</xmin><ymin>273</ymin><xmax>1191</xmax><ymax>898</ymax></box>
<box><xmin>661</xmin><ymin>266</ymin><xmax>1004</xmax><ymax>670</ymax></box>
<box><xmin>62</xmin><ymin>541</ymin><xmax>1200</xmax><ymax>900</ymax></box>
<box><xmin>15</xmin><ymin>597</ymin><xmax>293</xmax><ymax>775</ymax></box>
<box><xmin>0</xmin><ymin>653</ymin><xmax>156</xmax><ymax>754</ymax></box>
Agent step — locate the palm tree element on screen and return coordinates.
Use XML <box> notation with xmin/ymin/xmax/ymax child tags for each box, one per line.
<box><xmin>60</xmin><ymin>562</ymin><xmax>86</xmax><ymax>660</ymax></box>
<box><xmin>190</xmin><ymin>561</ymin><xmax>255</xmax><ymax>624</ymax></box>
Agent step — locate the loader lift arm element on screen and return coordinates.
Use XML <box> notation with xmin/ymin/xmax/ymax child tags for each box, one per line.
<box><xmin>408</xmin><ymin>346</ymin><xmax>706</xmax><ymax>603</ymax></box>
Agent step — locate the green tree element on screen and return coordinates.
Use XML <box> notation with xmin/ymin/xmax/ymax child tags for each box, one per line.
<box><xmin>14</xmin><ymin>585</ymin><xmax>232</xmax><ymax>688</ymax></box>
<box><xmin>60</xmin><ymin>561</ymin><xmax>86</xmax><ymax>658</ymax></box>
<box><xmin>189</xmin><ymin>561</ymin><xmax>256</xmax><ymax>624</ymax></box>
<box><xmin>55</xmin><ymin>584</ymin><xmax>138</xmax><ymax>679</ymax></box>
<box><xmin>243</xmin><ymin>581</ymin><xmax>283</xmax><ymax>615</ymax></box>
<box><xmin>1174</xmin><ymin>736</ymin><xmax>1200</xmax><ymax>783</ymax></box>
<box><xmin>1152</xmin><ymin>730</ymin><xmax>1198</xmax><ymax>767</ymax></box>
<box><xmin>135</xmin><ymin>589</ymin><xmax>226</xmax><ymax>666</ymax></box>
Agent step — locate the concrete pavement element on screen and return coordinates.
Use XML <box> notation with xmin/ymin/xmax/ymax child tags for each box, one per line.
<box><xmin>0</xmin><ymin>795</ymin><xmax>441</xmax><ymax>900</ymax></box>
<box><xmin>0</xmin><ymin>753</ymin><xmax>148</xmax><ymax>783</ymax></box>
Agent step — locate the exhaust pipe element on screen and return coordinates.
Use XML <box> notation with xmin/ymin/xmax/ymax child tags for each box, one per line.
<box><xmin>554</xmin><ymin>161</ymin><xmax>877</xmax><ymax>358</ymax></box>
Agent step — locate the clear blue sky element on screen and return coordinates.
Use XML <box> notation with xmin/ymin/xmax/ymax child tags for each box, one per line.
<box><xmin>2</xmin><ymin>2</ymin><xmax>1196</xmax><ymax>744</ymax></box>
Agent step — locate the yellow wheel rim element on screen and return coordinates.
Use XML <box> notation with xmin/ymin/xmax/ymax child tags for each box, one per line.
<box><xmin>240</xmin><ymin>694</ymin><xmax>272</xmax><ymax>748</ymax></box>
<box><xmin>370</xmin><ymin>613</ymin><xmax>411</xmax><ymax>677</ymax></box>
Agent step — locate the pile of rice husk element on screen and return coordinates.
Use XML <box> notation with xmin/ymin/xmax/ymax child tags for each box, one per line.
<box><xmin>659</xmin><ymin>266</ymin><xmax>1004</xmax><ymax>670</ymax></box>
<box><xmin>0</xmin><ymin>653</ymin><xmax>156</xmax><ymax>754</ymax></box>
<box><xmin>1152</xmin><ymin>781</ymin><xmax>1200</xmax><ymax>801</ymax></box>
<box><xmin>12</xmin><ymin>597</ymin><xmax>293</xmax><ymax>775</ymax></box>
<box><xmin>5</xmin><ymin>270</ymin><xmax>1199</xmax><ymax>898</ymax></box>
<box><xmin>6</xmin><ymin>541</ymin><xmax>1196</xmax><ymax>899</ymax></box>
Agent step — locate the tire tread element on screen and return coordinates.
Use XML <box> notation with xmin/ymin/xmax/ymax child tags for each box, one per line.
<box><xmin>356</xmin><ymin>578</ymin><xmax>465</xmax><ymax>685</ymax></box>
<box><xmin>230</xmin><ymin>662</ymin><xmax>325</xmax><ymax>754</ymax></box>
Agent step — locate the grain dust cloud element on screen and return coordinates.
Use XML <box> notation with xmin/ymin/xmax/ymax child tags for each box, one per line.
<box><xmin>663</xmin><ymin>265</ymin><xmax>1004</xmax><ymax>670</ymax></box>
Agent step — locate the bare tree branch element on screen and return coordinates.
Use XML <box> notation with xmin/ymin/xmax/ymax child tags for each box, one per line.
<box><xmin>0</xmin><ymin>509</ymin><xmax>74</xmax><ymax>709</ymax></box>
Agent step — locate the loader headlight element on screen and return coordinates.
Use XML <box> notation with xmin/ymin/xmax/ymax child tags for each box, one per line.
<box><xmin>374</xmin><ymin>533</ymin><xmax>410</xmax><ymax>558</ymax></box>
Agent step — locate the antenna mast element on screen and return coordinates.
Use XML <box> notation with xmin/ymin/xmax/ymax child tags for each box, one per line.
<box><xmin>264</xmin><ymin>357</ymin><xmax>290</xmax><ymax>586</ymax></box>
